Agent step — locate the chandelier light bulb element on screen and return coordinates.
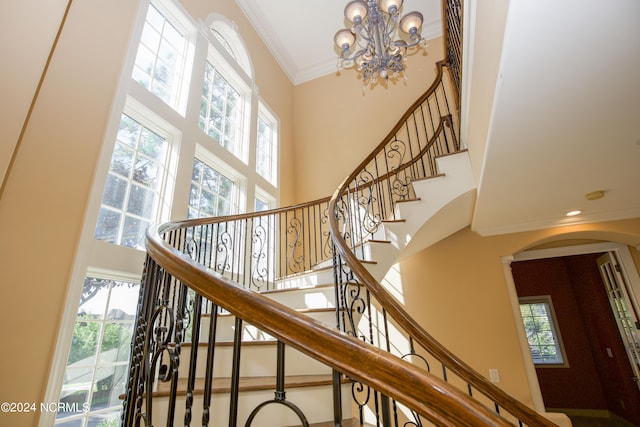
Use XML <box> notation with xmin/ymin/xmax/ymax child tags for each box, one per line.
<box><xmin>344</xmin><ymin>1</ymin><xmax>368</xmax><ymax>23</ymax></box>
<box><xmin>334</xmin><ymin>29</ymin><xmax>356</xmax><ymax>49</ymax></box>
<box><xmin>379</xmin><ymin>0</ymin><xmax>403</xmax><ymax>14</ymax></box>
<box><xmin>399</xmin><ymin>11</ymin><xmax>423</xmax><ymax>34</ymax></box>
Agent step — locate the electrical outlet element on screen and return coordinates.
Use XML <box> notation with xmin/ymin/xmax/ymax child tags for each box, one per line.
<box><xmin>489</xmin><ymin>369</ymin><xmax>500</xmax><ymax>383</ymax></box>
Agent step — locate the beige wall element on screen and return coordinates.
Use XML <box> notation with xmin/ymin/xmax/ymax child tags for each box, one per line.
<box><xmin>398</xmin><ymin>218</ymin><xmax>640</xmax><ymax>407</ymax></box>
<box><xmin>0</xmin><ymin>0</ymin><xmax>70</xmax><ymax>186</ymax></box>
<box><xmin>291</xmin><ymin>38</ymin><xmax>445</xmax><ymax>202</ymax></box>
<box><xmin>0</xmin><ymin>1</ymin><xmax>294</xmax><ymax>425</ymax></box>
<box><xmin>0</xmin><ymin>2</ymin><xmax>138</xmax><ymax>425</ymax></box>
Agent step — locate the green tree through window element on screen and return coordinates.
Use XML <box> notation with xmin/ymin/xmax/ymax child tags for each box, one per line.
<box><xmin>519</xmin><ymin>297</ymin><xmax>566</xmax><ymax>365</ymax></box>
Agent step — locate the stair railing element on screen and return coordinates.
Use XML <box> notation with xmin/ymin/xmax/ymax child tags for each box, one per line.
<box><xmin>122</xmin><ymin>0</ymin><xmax>557</xmax><ymax>424</ymax></box>
<box><xmin>326</xmin><ymin>4</ymin><xmax>557</xmax><ymax>424</ymax></box>
<box><xmin>123</xmin><ymin>205</ymin><xmax>513</xmax><ymax>426</ymax></box>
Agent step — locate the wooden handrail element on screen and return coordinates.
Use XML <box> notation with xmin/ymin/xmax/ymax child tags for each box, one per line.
<box><xmin>145</xmin><ymin>222</ymin><xmax>514</xmax><ymax>426</ymax></box>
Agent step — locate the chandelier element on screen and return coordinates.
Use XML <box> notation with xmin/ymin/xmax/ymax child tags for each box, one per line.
<box><xmin>334</xmin><ymin>0</ymin><xmax>426</xmax><ymax>85</ymax></box>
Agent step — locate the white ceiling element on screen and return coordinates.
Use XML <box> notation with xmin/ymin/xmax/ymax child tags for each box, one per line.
<box><xmin>237</xmin><ymin>0</ymin><xmax>640</xmax><ymax>238</ymax></box>
<box><xmin>235</xmin><ymin>0</ymin><xmax>443</xmax><ymax>85</ymax></box>
<box><xmin>471</xmin><ymin>0</ymin><xmax>640</xmax><ymax>236</ymax></box>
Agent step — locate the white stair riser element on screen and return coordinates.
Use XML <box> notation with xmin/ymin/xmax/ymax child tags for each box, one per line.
<box><xmin>151</xmin><ymin>383</ymin><xmax>353</xmax><ymax>427</ymax></box>
<box><xmin>177</xmin><ymin>344</ymin><xmax>333</xmax><ymax>379</ymax></box>
<box><xmin>265</xmin><ymin>285</ymin><xmax>336</xmax><ymax>309</ymax></box>
<box><xmin>194</xmin><ymin>310</ymin><xmax>338</xmax><ymax>343</ymax></box>
<box><xmin>276</xmin><ymin>267</ymin><xmax>334</xmax><ymax>288</ymax></box>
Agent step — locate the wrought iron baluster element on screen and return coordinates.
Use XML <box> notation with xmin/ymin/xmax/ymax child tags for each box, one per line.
<box><xmin>229</xmin><ymin>317</ymin><xmax>243</xmax><ymax>427</ymax></box>
<box><xmin>202</xmin><ymin>303</ymin><xmax>219</xmax><ymax>426</ymax></box>
<box><xmin>184</xmin><ymin>293</ymin><xmax>203</xmax><ymax>426</ymax></box>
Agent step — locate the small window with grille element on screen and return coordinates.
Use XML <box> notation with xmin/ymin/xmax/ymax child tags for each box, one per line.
<box><xmin>519</xmin><ymin>296</ymin><xmax>568</xmax><ymax>367</ymax></box>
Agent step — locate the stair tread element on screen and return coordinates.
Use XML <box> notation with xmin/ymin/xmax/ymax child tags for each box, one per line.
<box><xmin>154</xmin><ymin>374</ymin><xmax>344</xmax><ymax>397</ymax></box>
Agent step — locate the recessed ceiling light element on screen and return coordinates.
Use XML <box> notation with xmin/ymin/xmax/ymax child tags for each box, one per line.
<box><xmin>566</xmin><ymin>210</ymin><xmax>582</xmax><ymax>217</ymax></box>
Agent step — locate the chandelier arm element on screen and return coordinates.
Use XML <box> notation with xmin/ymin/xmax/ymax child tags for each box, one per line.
<box><xmin>353</xmin><ymin>24</ymin><xmax>374</xmax><ymax>45</ymax></box>
<box><xmin>382</xmin><ymin>13</ymin><xmax>399</xmax><ymax>41</ymax></box>
<box><xmin>340</xmin><ymin>47</ymin><xmax>367</xmax><ymax>63</ymax></box>
<box><xmin>392</xmin><ymin>37</ymin><xmax>424</xmax><ymax>50</ymax></box>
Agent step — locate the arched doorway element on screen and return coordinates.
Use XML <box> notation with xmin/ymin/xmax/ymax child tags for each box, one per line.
<box><xmin>505</xmin><ymin>242</ymin><xmax>640</xmax><ymax>426</ymax></box>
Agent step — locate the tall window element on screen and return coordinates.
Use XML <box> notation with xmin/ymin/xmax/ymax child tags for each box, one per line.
<box><xmin>256</xmin><ymin>108</ymin><xmax>278</xmax><ymax>186</ymax></box>
<box><xmin>132</xmin><ymin>3</ymin><xmax>191</xmax><ymax>111</ymax></box>
<box><xmin>519</xmin><ymin>296</ymin><xmax>567</xmax><ymax>366</ymax></box>
<box><xmin>94</xmin><ymin>113</ymin><xmax>168</xmax><ymax>249</ymax></box>
<box><xmin>56</xmin><ymin>276</ymin><xmax>139</xmax><ymax>426</ymax></box>
<box><xmin>199</xmin><ymin>62</ymin><xmax>244</xmax><ymax>159</ymax></box>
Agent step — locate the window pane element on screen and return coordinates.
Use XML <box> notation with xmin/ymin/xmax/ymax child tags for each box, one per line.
<box><xmin>117</xmin><ymin>115</ymin><xmax>141</xmax><ymax>147</ymax></box>
<box><xmin>101</xmin><ymin>175</ymin><xmax>128</xmax><ymax>209</ymax></box>
<box><xmin>122</xmin><ymin>216</ymin><xmax>150</xmax><ymax>248</ymax></box>
<box><xmin>256</xmin><ymin>111</ymin><xmax>278</xmax><ymax>186</ymax></box>
<box><xmin>198</xmin><ymin>62</ymin><xmax>244</xmax><ymax>160</ymax></box>
<box><xmin>127</xmin><ymin>184</ymin><xmax>156</xmax><ymax>217</ymax></box>
<box><xmin>58</xmin><ymin>366</ymin><xmax>91</xmax><ymax>419</ymax></box>
<box><xmin>188</xmin><ymin>158</ymin><xmax>236</xmax><ymax>219</ymax></box>
<box><xmin>131</xmin><ymin>3</ymin><xmax>188</xmax><ymax>110</ymax></box>
<box><xmin>94</xmin><ymin>209</ymin><xmax>121</xmax><ymax>243</ymax></box>
<box><xmin>255</xmin><ymin>197</ymin><xmax>269</xmax><ymax>212</ymax></box>
<box><xmin>110</xmin><ymin>143</ymin><xmax>135</xmax><ymax>177</ymax></box>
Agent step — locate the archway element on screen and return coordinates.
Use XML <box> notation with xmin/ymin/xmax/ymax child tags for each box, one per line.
<box><xmin>505</xmin><ymin>240</ymin><xmax>640</xmax><ymax>425</ymax></box>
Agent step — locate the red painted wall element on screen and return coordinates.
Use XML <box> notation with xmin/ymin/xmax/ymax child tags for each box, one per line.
<box><xmin>512</xmin><ymin>254</ymin><xmax>640</xmax><ymax>425</ymax></box>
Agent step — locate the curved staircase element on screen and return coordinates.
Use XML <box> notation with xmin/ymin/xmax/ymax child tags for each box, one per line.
<box><xmin>128</xmin><ymin>150</ymin><xmax>484</xmax><ymax>427</ymax></box>
<box><xmin>120</xmin><ymin>1</ymin><xmax>564</xmax><ymax>425</ymax></box>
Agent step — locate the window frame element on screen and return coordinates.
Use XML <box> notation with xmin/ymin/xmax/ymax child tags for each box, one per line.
<box><xmin>187</xmin><ymin>148</ymin><xmax>246</xmax><ymax>219</ymax></box>
<box><xmin>93</xmin><ymin>100</ymin><xmax>179</xmax><ymax>251</ymax></box>
<box><xmin>255</xmin><ymin>104</ymin><xmax>279</xmax><ymax>188</ymax></box>
<box><xmin>130</xmin><ymin>0</ymin><xmax>195</xmax><ymax>114</ymax></box>
<box><xmin>194</xmin><ymin>145</ymin><xmax>246</xmax><ymax>215</ymax></box>
<box><xmin>55</xmin><ymin>270</ymin><xmax>141</xmax><ymax>426</ymax></box>
<box><xmin>199</xmin><ymin>48</ymin><xmax>251</xmax><ymax>163</ymax></box>
<box><xmin>519</xmin><ymin>295</ymin><xmax>569</xmax><ymax>368</ymax></box>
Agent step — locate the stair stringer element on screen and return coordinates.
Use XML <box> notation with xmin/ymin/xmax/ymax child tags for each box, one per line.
<box><xmin>361</xmin><ymin>150</ymin><xmax>477</xmax><ymax>282</ymax></box>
